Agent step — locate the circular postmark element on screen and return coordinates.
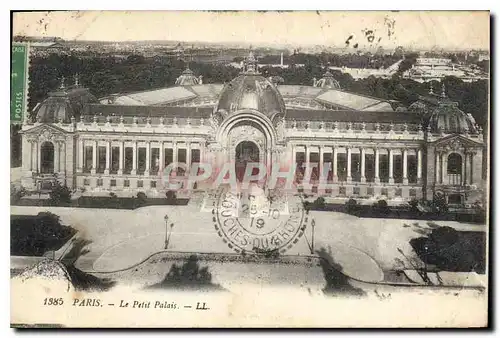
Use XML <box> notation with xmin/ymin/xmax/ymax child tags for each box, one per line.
<box><xmin>212</xmin><ymin>184</ymin><xmax>307</xmax><ymax>255</ymax></box>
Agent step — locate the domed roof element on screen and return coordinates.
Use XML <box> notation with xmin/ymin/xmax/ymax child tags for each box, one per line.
<box><xmin>314</xmin><ymin>71</ymin><xmax>341</xmax><ymax>89</ymax></box>
<box><xmin>34</xmin><ymin>76</ymin><xmax>98</xmax><ymax>123</ymax></box>
<box><xmin>406</xmin><ymin>83</ymin><xmax>478</xmax><ymax>134</ymax></box>
<box><xmin>216</xmin><ymin>51</ymin><xmax>285</xmax><ymax>117</ymax></box>
<box><xmin>428</xmin><ymin>101</ymin><xmax>477</xmax><ymax>134</ymax></box>
<box><xmin>175</xmin><ymin>67</ymin><xmax>202</xmax><ymax>86</ymax></box>
<box><xmin>216</xmin><ymin>74</ymin><xmax>286</xmax><ymax>117</ymax></box>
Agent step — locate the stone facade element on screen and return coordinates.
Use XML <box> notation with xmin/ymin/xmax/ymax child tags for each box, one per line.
<box><xmin>19</xmin><ymin>55</ymin><xmax>486</xmax><ymax>206</ymax></box>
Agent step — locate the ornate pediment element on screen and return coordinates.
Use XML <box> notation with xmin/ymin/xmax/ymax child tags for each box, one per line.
<box><xmin>433</xmin><ymin>134</ymin><xmax>483</xmax><ymax>151</ymax></box>
<box><xmin>23</xmin><ymin>124</ymin><xmax>68</xmax><ymax>142</ymax></box>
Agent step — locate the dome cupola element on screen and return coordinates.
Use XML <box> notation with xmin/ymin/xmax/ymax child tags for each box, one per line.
<box><xmin>175</xmin><ymin>67</ymin><xmax>203</xmax><ymax>86</ymax></box>
<box><xmin>215</xmin><ymin>51</ymin><xmax>286</xmax><ymax>118</ymax></box>
<box><xmin>34</xmin><ymin>75</ymin><xmax>98</xmax><ymax>123</ymax></box>
<box><xmin>428</xmin><ymin>84</ymin><xmax>478</xmax><ymax>134</ymax></box>
<box><xmin>313</xmin><ymin>71</ymin><xmax>341</xmax><ymax>89</ymax></box>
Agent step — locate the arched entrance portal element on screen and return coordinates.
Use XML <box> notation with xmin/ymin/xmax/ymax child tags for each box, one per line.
<box><xmin>235</xmin><ymin>141</ymin><xmax>260</xmax><ymax>182</ymax></box>
<box><xmin>40</xmin><ymin>141</ymin><xmax>55</xmax><ymax>174</ymax></box>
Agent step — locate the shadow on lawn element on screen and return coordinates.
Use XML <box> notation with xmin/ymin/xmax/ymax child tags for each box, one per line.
<box><xmin>315</xmin><ymin>247</ymin><xmax>366</xmax><ymax>298</ymax></box>
<box><xmin>61</xmin><ymin>238</ymin><xmax>116</xmax><ymax>292</ymax></box>
<box><xmin>408</xmin><ymin>224</ymin><xmax>486</xmax><ymax>274</ymax></box>
<box><xmin>147</xmin><ymin>254</ymin><xmax>225</xmax><ymax>292</ymax></box>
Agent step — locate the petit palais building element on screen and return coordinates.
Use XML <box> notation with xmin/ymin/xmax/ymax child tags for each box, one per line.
<box><xmin>20</xmin><ymin>53</ymin><xmax>486</xmax><ymax>206</ymax></box>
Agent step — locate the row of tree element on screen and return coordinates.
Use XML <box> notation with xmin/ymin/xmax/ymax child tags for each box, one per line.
<box><xmin>27</xmin><ymin>53</ymin><xmax>488</xmax><ymax>129</ymax></box>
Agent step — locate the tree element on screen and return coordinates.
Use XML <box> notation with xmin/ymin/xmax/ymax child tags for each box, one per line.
<box><xmin>397</xmin><ymin>53</ymin><xmax>418</xmax><ymax>74</ymax></box>
<box><xmin>393</xmin><ymin>46</ymin><xmax>405</xmax><ymax>58</ymax></box>
<box><xmin>49</xmin><ymin>183</ymin><xmax>72</xmax><ymax>206</ymax></box>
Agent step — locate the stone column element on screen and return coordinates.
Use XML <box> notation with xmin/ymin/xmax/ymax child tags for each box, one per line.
<box><xmin>104</xmin><ymin>141</ymin><xmax>110</xmax><ymax>175</ymax></box>
<box><xmin>435</xmin><ymin>152</ymin><xmax>441</xmax><ymax>183</ymax></box>
<box><xmin>159</xmin><ymin>141</ymin><xmax>165</xmax><ymax>173</ymax></box>
<box><xmin>360</xmin><ymin>148</ymin><xmax>366</xmax><ymax>182</ymax></box>
<box><xmin>118</xmin><ymin>141</ymin><xmax>124</xmax><ymax>175</ymax></box>
<box><xmin>36</xmin><ymin>141</ymin><xmax>40</xmax><ymax>173</ymax></box>
<box><xmin>332</xmin><ymin>147</ymin><xmax>338</xmax><ymax>182</ymax></box>
<box><xmin>172</xmin><ymin>142</ymin><xmax>178</xmax><ymax>174</ymax></box>
<box><xmin>305</xmin><ymin>145</ymin><xmax>311</xmax><ymax>175</ymax></box>
<box><xmin>346</xmin><ymin>147</ymin><xmax>352</xmax><ymax>182</ymax></box>
<box><xmin>375</xmin><ymin>148</ymin><xmax>380</xmax><ymax>183</ymax></box>
<box><xmin>442</xmin><ymin>154</ymin><xmax>448</xmax><ymax>185</ymax></box>
<box><xmin>469</xmin><ymin>152</ymin><xmax>474</xmax><ymax>185</ymax></box>
<box><xmin>54</xmin><ymin>142</ymin><xmax>60</xmax><ymax>174</ymax></box>
<box><xmin>319</xmin><ymin>146</ymin><xmax>325</xmax><ymax>181</ymax></box>
<box><xmin>461</xmin><ymin>152</ymin><xmax>466</xmax><ymax>185</ymax></box>
<box><xmin>417</xmin><ymin>149</ymin><xmax>422</xmax><ymax>183</ymax></box>
<box><xmin>77</xmin><ymin>139</ymin><xmax>85</xmax><ymax>172</ymax></box>
<box><xmin>91</xmin><ymin>140</ymin><xmax>97</xmax><ymax>174</ymax></box>
<box><xmin>61</xmin><ymin>142</ymin><xmax>66</xmax><ymax>174</ymax></box>
<box><xmin>403</xmin><ymin>149</ymin><xmax>408</xmax><ymax>184</ymax></box>
<box><xmin>131</xmin><ymin>141</ymin><xmax>137</xmax><ymax>175</ymax></box>
<box><xmin>199</xmin><ymin>143</ymin><xmax>204</xmax><ymax>165</ymax></box>
<box><xmin>388</xmin><ymin>149</ymin><xmax>394</xmax><ymax>184</ymax></box>
<box><xmin>145</xmin><ymin>141</ymin><xmax>151</xmax><ymax>176</ymax></box>
<box><xmin>29</xmin><ymin>140</ymin><xmax>33</xmax><ymax>171</ymax></box>
<box><xmin>186</xmin><ymin>142</ymin><xmax>192</xmax><ymax>173</ymax></box>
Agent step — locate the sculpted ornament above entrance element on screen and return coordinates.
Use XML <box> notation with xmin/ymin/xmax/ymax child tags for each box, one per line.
<box><xmin>228</xmin><ymin>124</ymin><xmax>267</xmax><ymax>152</ymax></box>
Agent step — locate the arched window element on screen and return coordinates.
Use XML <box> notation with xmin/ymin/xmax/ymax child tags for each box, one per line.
<box><xmin>447</xmin><ymin>153</ymin><xmax>462</xmax><ymax>175</ymax></box>
<box><xmin>40</xmin><ymin>141</ymin><xmax>54</xmax><ymax>174</ymax></box>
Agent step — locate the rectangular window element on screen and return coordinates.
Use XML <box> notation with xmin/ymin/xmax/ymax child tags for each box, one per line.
<box><xmin>151</xmin><ymin>148</ymin><xmax>160</xmax><ymax>175</ymax></box>
<box><xmin>309</xmin><ymin>152</ymin><xmax>320</xmax><ymax>182</ymax></box>
<box><xmin>323</xmin><ymin>152</ymin><xmax>333</xmax><ymax>182</ymax></box>
<box><xmin>138</xmin><ymin>148</ymin><xmax>146</xmax><ymax>175</ymax></box>
<box><xmin>124</xmin><ymin>147</ymin><xmax>133</xmax><ymax>174</ymax></box>
<box><xmin>150</xmin><ymin>180</ymin><xmax>157</xmax><ymax>188</ymax></box>
<box><xmin>83</xmin><ymin>178</ymin><xmax>90</xmax><ymax>186</ymax></box>
<box><xmin>137</xmin><ymin>180</ymin><xmax>143</xmax><ymax>188</ymax></box>
<box><xmin>110</xmin><ymin>179</ymin><xmax>116</xmax><ymax>187</ymax></box>
<box><xmin>177</xmin><ymin>149</ymin><xmax>187</xmax><ymax>176</ymax></box>
<box><xmin>381</xmin><ymin>188</ymin><xmax>388</xmax><ymax>196</ymax></box>
<box><xmin>111</xmin><ymin>147</ymin><xmax>120</xmax><ymax>174</ymax></box>
<box><xmin>367</xmin><ymin>187</ymin><xmax>374</xmax><ymax>196</ymax></box>
<box><xmin>295</xmin><ymin>151</ymin><xmax>305</xmax><ymax>183</ymax></box>
<box><xmin>337</xmin><ymin>153</ymin><xmax>347</xmax><ymax>182</ymax></box>
<box><xmin>97</xmin><ymin>146</ymin><xmax>106</xmax><ymax>174</ymax></box>
<box><xmin>339</xmin><ymin>186</ymin><xmax>346</xmax><ymax>196</ymax></box>
<box><xmin>394</xmin><ymin>154</ymin><xmax>403</xmax><ymax>184</ymax></box>
<box><xmin>191</xmin><ymin>149</ymin><xmax>201</xmax><ymax>164</ymax></box>
<box><xmin>408</xmin><ymin>155</ymin><xmax>418</xmax><ymax>184</ymax></box>
<box><xmin>395</xmin><ymin>188</ymin><xmax>402</xmax><ymax>197</ymax></box>
<box><xmin>379</xmin><ymin>154</ymin><xmax>389</xmax><ymax>183</ymax></box>
<box><xmin>365</xmin><ymin>154</ymin><xmax>375</xmax><ymax>183</ymax></box>
<box><xmin>97</xmin><ymin>178</ymin><xmax>103</xmax><ymax>187</ymax></box>
<box><xmin>351</xmin><ymin>153</ymin><xmax>361</xmax><ymax>182</ymax></box>
<box><xmin>165</xmin><ymin>148</ymin><xmax>173</xmax><ymax>168</ymax></box>
<box><xmin>409</xmin><ymin>188</ymin><xmax>417</xmax><ymax>197</ymax></box>
<box><xmin>84</xmin><ymin>146</ymin><xmax>93</xmax><ymax>173</ymax></box>
<box><xmin>353</xmin><ymin>186</ymin><xmax>360</xmax><ymax>195</ymax></box>
<box><xmin>124</xmin><ymin>179</ymin><xmax>130</xmax><ymax>188</ymax></box>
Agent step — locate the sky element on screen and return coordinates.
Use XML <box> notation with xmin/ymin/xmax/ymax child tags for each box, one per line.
<box><xmin>12</xmin><ymin>11</ymin><xmax>490</xmax><ymax>51</ymax></box>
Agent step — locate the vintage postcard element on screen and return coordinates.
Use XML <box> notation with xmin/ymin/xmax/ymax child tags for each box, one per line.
<box><xmin>10</xmin><ymin>10</ymin><xmax>490</xmax><ymax>328</ymax></box>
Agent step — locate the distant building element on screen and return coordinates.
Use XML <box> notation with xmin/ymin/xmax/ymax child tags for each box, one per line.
<box><xmin>404</xmin><ymin>57</ymin><xmax>488</xmax><ymax>83</ymax></box>
<box><xmin>30</xmin><ymin>41</ymin><xmax>66</xmax><ymax>51</ymax></box>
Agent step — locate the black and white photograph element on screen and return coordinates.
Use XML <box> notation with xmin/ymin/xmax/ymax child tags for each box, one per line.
<box><xmin>9</xmin><ymin>10</ymin><xmax>490</xmax><ymax>328</ymax></box>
